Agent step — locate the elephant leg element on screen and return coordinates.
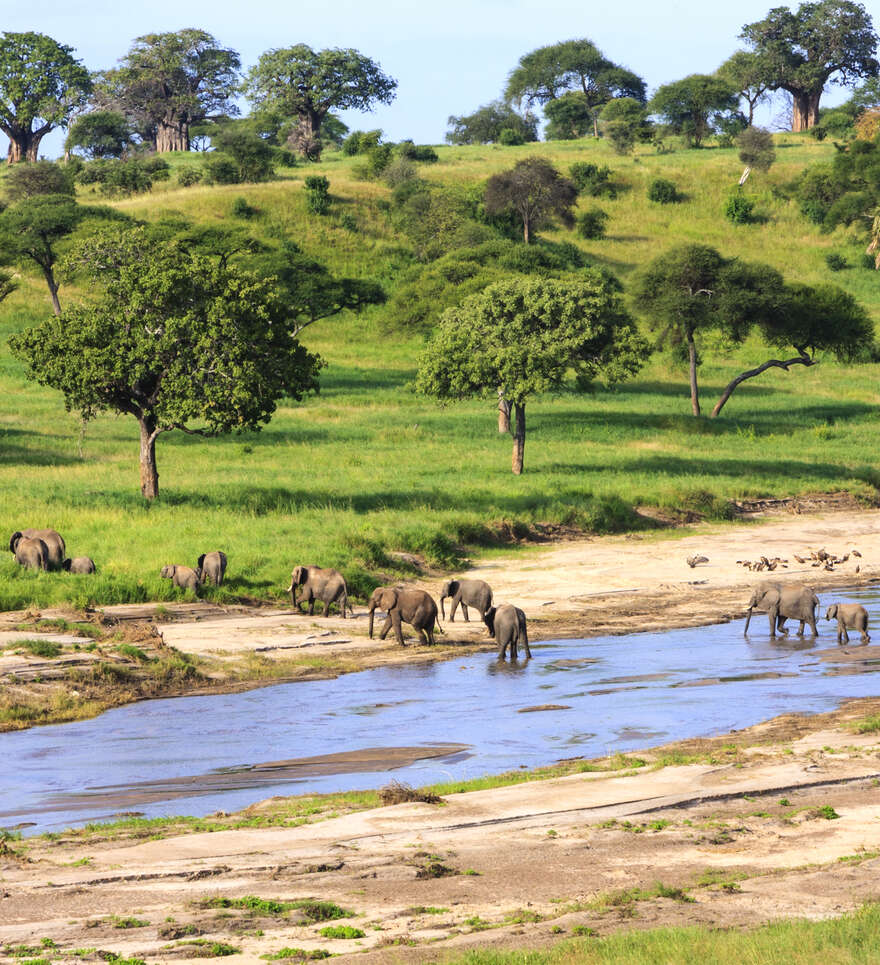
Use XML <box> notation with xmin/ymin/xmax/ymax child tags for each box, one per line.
<box><xmin>378</xmin><ymin>614</ymin><xmax>393</xmax><ymax>640</ymax></box>
<box><xmin>796</xmin><ymin>620</ymin><xmax>805</xmax><ymax>637</ymax></box>
<box><xmin>461</xmin><ymin>602</ymin><xmax>470</xmax><ymax>622</ymax></box>
<box><xmin>391</xmin><ymin>610</ymin><xmax>405</xmax><ymax>646</ymax></box>
<box><xmin>768</xmin><ymin>609</ymin><xmax>777</xmax><ymax>637</ymax></box>
<box><xmin>509</xmin><ymin>639</ymin><xmax>518</xmax><ymax>660</ymax></box>
<box><xmin>498</xmin><ymin>640</ymin><xmax>508</xmax><ymax>659</ymax></box>
<box><xmin>808</xmin><ymin>615</ymin><xmax>817</xmax><ymax>637</ymax></box>
<box><xmin>449</xmin><ymin>598</ymin><xmax>459</xmax><ymax>622</ymax></box>
<box><xmin>322</xmin><ymin>599</ymin><xmax>330</xmax><ymax>616</ymax></box>
<box><xmin>841</xmin><ymin>624</ymin><xmax>849</xmax><ymax>644</ymax></box>
<box><xmin>308</xmin><ymin>596</ymin><xmax>316</xmax><ymax>616</ymax></box>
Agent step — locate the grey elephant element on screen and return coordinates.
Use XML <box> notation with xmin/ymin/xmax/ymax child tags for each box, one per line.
<box><xmin>287</xmin><ymin>564</ymin><xmax>352</xmax><ymax>617</ymax></box>
<box><xmin>62</xmin><ymin>557</ymin><xmax>96</xmax><ymax>574</ymax></box>
<box><xmin>160</xmin><ymin>564</ymin><xmax>201</xmax><ymax>595</ymax></box>
<box><xmin>197</xmin><ymin>551</ymin><xmax>227</xmax><ymax>586</ymax></box>
<box><xmin>9</xmin><ymin>528</ymin><xmax>65</xmax><ymax>569</ymax></box>
<box><xmin>484</xmin><ymin>604</ymin><xmax>531</xmax><ymax>659</ymax></box>
<box><xmin>825</xmin><ymin>603</ymin><xmax>870</xmax><ymax>644</ymax></box>
<box><xmin>744</xmin><ymin>582</ymin><xmax>819</xmax><ymax>637</ymax></box>
<box><xmin>439</xmin><ymin>578</ymin><xmax>493</xmax><ymax>624</ymax></box>
<box><xmin>11</xmin><ymin>534</ymin><xmax>49</xmax><ymax>570</ymax></box>
<box><xmin>368</xmin><ymin>586</ymin><xmax>439</xmax><ymax>645</ymax></box>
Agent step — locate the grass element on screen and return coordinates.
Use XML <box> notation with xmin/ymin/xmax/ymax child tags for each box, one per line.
<box><xmin>198</xmin><ymin>896</ymin><xmax>351</xmax><ymax>922</ymax></box>
<box><xmin>442</xmin><ymin>902</ymin><xmax>880</xmax><ymax>964</ymax></box>
<box><xmin>2</xmin><ymin>136</ymin><xmax>880</xmax><ymax>610</ymax></box>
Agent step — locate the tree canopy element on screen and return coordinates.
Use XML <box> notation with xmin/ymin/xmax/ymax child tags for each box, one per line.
<box><xmin>717</xmin><ymin>51</ymin><xmax>772</xmax><ymax>125</ymax></box>
<box><xmin>740</xmin><ymin>0</ymin><xmax>879</xmax><ymax>130</ymax></box>
<box><xmin>243</xmin><ymin>45</ymin><xmax>397</xmax><ymax>157</ymax></box>
<box><xmin>96</xmin><ymin>29</ymin><xmax>240</xmax><ymax>152</ymax></box>
<box><xmin>505</xmin><ymin>39</ymin><xmax>646</xmax><ymax>138</ymax></box>
<box><xmin>416</xmin><ymin>275</ymin><xmax>648</xmax><ymax>473</ymax></box>
<box><xmin>65</xmin><ymin>110</ymin><xmax>131</xmax><ymax>159</ymax></box>
<box><xmin>0</xmin><ymin>31</ymin><xmax>91</xmax><ymax>163</ymax></box>
<box><xmin>9</xmin><ymin>226</ymin><xmax>323</xmax><ymax>500</ymax></box>
<box><xmin>446</xmin><ymin>100</ymin><xmax>538</xmax><ymax>144</ymax></box>
<box><xmin>484</xmin><ymin>157</ymin><xmax>578</xmax><ymax>244</ymax></box>
<box><xmin>649</xmin><ymin>74</ymin><xmax>741</xmax><ymax>147</ymax></box>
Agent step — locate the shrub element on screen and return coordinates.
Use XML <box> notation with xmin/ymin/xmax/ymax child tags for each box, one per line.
<box><xmin>577</xmin><ymin>207</ymin><xmax>610</xmax><ymax>239</ymax></box>
<box><xmin>825</xmin><ymin>252</ymin><xmax>849</xmax><ymax>271</ymax></box>
<box><xmin>177</xmin><ymin>168</ymin><xmax>202</xmax><ymax>187</ymax></box>
<box><xmin>724</xmin><ymin>190</ymin><xmax>754</xmax><ymax>224</ymax></box>
<box><xmin>5</xmin><ymin>161</ymin><xmax>75</xmax><ymax>200</ymax></box>
<box><xmin>304</xmin><ymin>175</ymin><xmax>330</xmax><ymax>214</ymax></box>
<box><xmin>231</xmin><ymin>196</ymin><xmax>258</xmax><ymax>218</ymax></box>
<box><xmin>396</xmin><ymin>141</ymin><xmax>438</xmax><ymax>162</ymax></box>
<box><xmin>570</xmin><ymin>162</ymin><xmax>615</xmax><ymax>197</ymax></box>
<box><xmin>211</xmin><ymin>127</ymin><xmax>275</xmax><ymax>183</ymax></box>
<box><xmin>498</xmin><ymin>127</ymin><xmax>525</xmax><ymax>145</ymax></box>
<box><xmin>204</xmin><ymin>155</ymin><xmax>240</xmax><ymax>184</ymax></box>
<box><xmin>383</xmin><ymin>157</ymin><xmax>418</xmax><ymax>187</ymax></box>
<box><xmin>75</xmin><ymin>157</ymin><xmax>169</xmax><ymax>197</ymax></box>
<box><xmin>339</xmin><ymin>212</ymin><xmax>358</xmax><ymax>232</ymax></box>
<box><xmin>647</xmin><ymin>177</ymin><xmax>679</xmax><ymax>203</ymax></box>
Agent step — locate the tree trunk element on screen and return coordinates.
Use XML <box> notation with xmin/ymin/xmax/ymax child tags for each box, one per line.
<box><xmin>498</xmin><ymin>390</ymin><xmax>511</xmax><ymax>433</ymax></box>
<box><xmin>711</xmin><ymin>355</ymin><xmax>815</xmax><ymax>418</ymax></box>
<box><xmin>41</xmin><ymin>265</ymin><xmax>61</xmax><ymax>316</ymax></box>
<box><xmin>139</xmin><ymin>417</ymin><xmax>160</xmax><ymax>500</ymax></box>
<box><xmin>7</xmin><ymin>135</ymin><xmax>27</xmax><ymax>164</ymax></box>
<box><xmin>523</xmin><ymin>216</ymin><xmax>530</xmax><ymax>245</ymax></box>
<box><xmin>156</xmin><ymin>119</ymin><xmax>189</xmax><ymax>152</ymax></box>
<box><xmin>687</xmin><ymin>333</ymin><xmax>700</xmax><ymax>416</ymax></box>
<box><xmin>511</xmin><ymin>402</ymin><xmax>525</xmax><ymax>475</ymax></box>
<box><xmin>791</xmin><ymin>91</ymin><xmax>821</xmax><ymax>131</ymax></box>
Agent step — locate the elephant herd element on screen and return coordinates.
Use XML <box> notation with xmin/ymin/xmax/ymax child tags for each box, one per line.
<box><xmin>160</xmin><ymin>551</ymin><xmax>228</xmax><ymax>595</ymax></box>
<box><xmin>9</xmin><ymin>529</ymin><xmax>94</xmax><ymax>575</ymax></box>
<box><xmin>744</xmin><ymin>581</ymin><xmax>870</xmax><ymax>644</ymax></box>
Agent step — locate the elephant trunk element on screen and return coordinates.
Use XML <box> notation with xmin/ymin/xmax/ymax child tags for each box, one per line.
<box><xmin>440</xmin><ymin>595</ymin><xmax>446</xmax><ymax>621</ymax></box>
<box><xmin>744</xmin><ymin>607</ymin><xmax>753</xmax><ymax>635</ymax></box>
<box><xmin>287</xmin><ymin>583</ymin><xmax>296</xmax><ymax>606</ymax></box>
<box><xmin>368</xmin><ymin>604</ymin><xmax>376</xmax><ymax>638</ymax></box>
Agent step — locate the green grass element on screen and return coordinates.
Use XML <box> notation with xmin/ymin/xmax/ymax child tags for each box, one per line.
<box><xmin>2</xmin><ymin>136</ymin><xmax>880</xmax><ymax>610</ymax></box>
<box><xmin>9</xmin><ymin>638</ymin><xmax>62</xmax><ymax>658</ymax></box>
<box><xmin>442</xmin><ymin>902</ymin><xmax>880</xmax><ymax>963</ymax></box>
<box><xmin>198</xmin><ymin>896</ymin><xmax>350</xmax><ymax>921</ymax></box>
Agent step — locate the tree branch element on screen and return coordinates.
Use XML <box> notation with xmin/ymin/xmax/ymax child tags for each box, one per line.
<box><xmin>711</xmin><ymin>353</ymin><xmax>816</xmax><ymax>418</ymax></box>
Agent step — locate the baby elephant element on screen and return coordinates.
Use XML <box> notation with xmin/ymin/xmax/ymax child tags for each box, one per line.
<box><xmin>825</xmin><ymin>603</ymin><xmax>870</xmax><ymax>644</ymax></box>
<box><xmin>160</xmin><ymin>564</ymin><xmax>201</xmax><ymax>595</ymax></box>
<box><xmin>62</xmin><ymin>557</ymin><xmax>96</xmax><ymax>574</ymax></box>
<box><xmin>484</xmin><ymin>604</ymin><xmax>531</xmax><ymax>660</ymax></box>
<box><xmin>368</xmin><ymin>586</ymin><xmax>438</xmax><ymax>645</ymax></box>
<box><xmin>11</xmin><ymin>534</ymin><xmax>49</xmax><ymax>571</ymax></box>
<box><xmin>197</xmin><ymin>551</ymin><xmax>227</xmax><ymax>586</ymax></box>
<box><xmin>287</xmin><ymin>564</ymin><xmax>351</xmax><ymax>617</ymax></box>
<box><xmin>439</xmin><ymin>578</ymin><xmax>493</xmax><ymax>625</ymax></box>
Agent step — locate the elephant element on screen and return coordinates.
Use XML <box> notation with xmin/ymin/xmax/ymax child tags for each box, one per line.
<box><xmin>197</xmin><ymin>551</ymin><xmax>227</xmax><ymax>587</ymax></box>
<box><xmin>439</xmin><ymin>578</ymin><xmax>493</xmax><ymax>624</ymax></box>
<box><xmin>11</xmin><ymin>535</ymin><xmax>49</xmax><ymax>571</ymax></box>
<box><xmin>744</xmin><ymin>582</ymin><xmax>819</xmax><ymax>637</ymax></box>
<box><xmin>483</xmin><ymin>604</ymin><xmax>531</xmax><ymax>659</ymax></box>
<box><xmin>287</xmin><ymin>564</ymin><xmax>352</xmax><ymax>617</ymax></box>
<box><xmin>62</xmin><ymin>557</ymin><xmax>96</xmax><ymax>574</ymax></box>
<box><xmin>825</xmin><ymin>603</ymin><xmax>870</xmax><ymax>644</ymax></box>
<box><xmin>160</xmin><ymin>564</ymin><xmax>201</xmax><ymax>595</ymax></box>
<box><xmin>9</xmin><ymin>528</ymin><xmax>65</xmax><ymax>569</ymax></box>
<box><xmin>368</xmin><ymin>586</ymin><xmax>439</xmax><ymax>646</ymax></box>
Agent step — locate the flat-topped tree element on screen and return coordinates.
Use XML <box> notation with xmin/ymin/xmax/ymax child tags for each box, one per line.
<box><xmin>243</xmin><ymin>45</ymin><xmax>397</xmax><ymax>158</ymax></box>
<box><xmin>9</xmin><ymin>226</ymin><xmax>323</xmax><ymax>500</ymax></box>
<box><xmin>484</xmin><ymin>157</ymin><xmax>578</xmax><ymax>244</ymax></box>
<box><xmin>416</xmin><ymin>276</ymin><xmax>648</xmax><ymax>475</ymax></box>
<box><xmin>741</xmin><ymin>1</ymin><xmax>879</xmax><ymax>131</ymax></box>
<box><xmin>648</xmin><ymin>74</ymin><xmax>741</xmax><ymax>147</ymax></box>
<box><xmin>0</xmin><ymin>31</ymin><xmax>91</xmax><ymax>163</ymax></box>
<box><xmin>96</xmin><ymin>29</ymin><xmax>240</xmax><ymax>152</ymax></box>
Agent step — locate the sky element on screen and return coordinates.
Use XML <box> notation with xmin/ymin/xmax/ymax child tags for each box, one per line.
<box><xmin>2</xmin><ymin>0</ymin><xmax>857</xmax><ymax>158</ymax></box>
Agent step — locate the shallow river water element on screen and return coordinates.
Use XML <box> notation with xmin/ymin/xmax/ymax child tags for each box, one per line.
<box><xmin>4</xmin><ymin>586</ymin><xmax>880</xmax><ymax>835</ymax></box>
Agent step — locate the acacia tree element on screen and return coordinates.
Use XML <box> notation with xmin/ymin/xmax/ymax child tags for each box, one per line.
<box><xmin>243</xmin><ymin>45</ymin><xmax>397</xmax><ymax>158</ymax></box>
<box><xmin>506</xmin><ymin>39</ymin><xmax>646</xmax><ymax>137</ymax></box>
<box><xmin>9</xmin><ymin>227</ymin><xmax>323</xmax><ymax>500</ymax></box>
<box><xmin>741</xmin><ymin>1</ymin><xmax>879</xmax><ymax>131</ymax></box>
<box><xmin>484</xmin><ymin>157</ymin><xmax>577</xmax><ymax>244</ymax></box>
<box><xmin>649</xmin><ymin>75</ymin><xmax>741</xmax><ymax>147</ymax></box>
<box><xmin>446</xmin><ymin>100</ymin><xmax>538</xmax><ymax>144</ymax></box>
<box><xmin>96</xmin><ymin>29</ymin><xmax>240</xmax><ymax>152</ymax></box>
<box><xmin>0</xmin><ymin>32</ymin><xmax>91</xmax><ymax>163</ymax></box>
<box><xmin>65</xmin><ymin>110</ymin><xmax>131</xmax><ymax>158</ymax></box>
<box><xmin>416</xmin><ymin>276</ymin><xmax>648</xmax><ymax>475</ymax></box>
<box><xmin>717</xmin><ymin>51</ymin><xmax>773</xmax><ymax>125</ymax></box>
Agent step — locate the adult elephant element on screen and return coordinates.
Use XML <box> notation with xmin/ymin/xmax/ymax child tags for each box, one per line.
<box><xmin>9</xmin><ymin>528</ymin><xmax>65</xmax><ymax>569</ymax></box>
<box><xmin>287</xmin><ymin>564</ymin><xmax>352</xmax><ymax>617</ymax></box>
<box><xmin>197</xmin><ymin>551</ymin><xmax>227</xmax><ymax>587</ymax></box>
<box><xmin>11</xmin><ymin>534</ymin><xmax>49</xmax><ymax>570</ymax></box>
<box><xmin>484</xmin><ymin>604</ymin><xmax>531</xmax><ymax>659</ymax></box>
<box><xmin>368</xmin><ymin>586</ymin><xmax>439</xmax><ymax>645</ymax></box>
<box><xmin>439</xmin><ymin>578</ymin><xmax>493</xmax><ymax>624</ymax></box>
<box><xmin>744</xmin><ymin>582</ymin><xmax>819</xmax><ymax>637</ymax></box>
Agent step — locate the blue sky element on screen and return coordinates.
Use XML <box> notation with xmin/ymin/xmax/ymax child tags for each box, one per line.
<box><xmin>4</xmin><ymin>0</ymin><xmax>854</xmax><ymax>157</ymax></box>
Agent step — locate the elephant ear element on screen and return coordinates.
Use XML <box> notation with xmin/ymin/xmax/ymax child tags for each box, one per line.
<box><xmin>380</xmin><ymin>587</ymin><xmax>398</xmax><ymax>609</ymax></box>
<box><xmin>9</xmin><ymin>531</ymin><xmax>22</xmax><ymax>553</ymax></box>
<box><xmin>61</xmin><ymin>558</ymin><xmax>72</xmax><ymax>571</ymax></box>
<box><xmin>197</xmin><ymin>554</ymin><xmax>206</xmax><ymax>569</ymax></box>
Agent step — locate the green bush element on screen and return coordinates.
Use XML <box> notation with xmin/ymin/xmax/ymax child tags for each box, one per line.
<box><xmin>397</xmin><ymin>140</ymin><xmax>439</xmax><ymax>162</ymax></box>
<box><xmin>304</xmin><ymin>175</ymin><xmax>330</xmax><ymax>215</ymax></box>
<box><xmin>724</xmin><ymin>190</ymin><xmax>754</xmax><ymax>224</ymax></box>
<box><xmin>177</xmin><ymin>168</ymin><xmax>202</xmax><ymax>187</ymax></box>
<box><xmin>570</xmin><ymin>162</ymin><xmax>616</xmax><ymax>197</ymax></box>
<box><xmin>498</xmin><ymin>127</ymin><xmax>525</xmax><ymax>145</ymax></box>
<box><xmin>825</xmin><ymin>252</ymin><xmax>849</xmax><ymax>271</ymax></box>
<box><xmin>647</xmin><ymin>177</ymin><xmax>679</xmax><ymax>203</ymax></box>
<box><xmin>577</xmin><ymin>207</ymin><xmax>610</xmax><ymax>239</ymax></box>
<box><xmin>76</xmin><ymin>157</ymin><xmax>169</xmax><ymax>197</ymax></box>
<box><xmin>339</xmin><ymin>212</ymin><xmax>358</xmax><ymax>232</ymax></box>
<box><xmin>204</xmin><ymin>155</ymin><xmax>240</xmax><ymax>185</ymax></box>
<box><xmin>210</xmin><ymin>127</ymin><xmax>275</xmax><ymax>183</ymax></box>
<box><xmin>231</xmin><ymin>196</ymin><xmax>258</xmax><ymax>218</ymax></box>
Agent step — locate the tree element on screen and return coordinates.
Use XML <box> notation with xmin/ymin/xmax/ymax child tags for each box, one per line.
<box><xmin>243</xmin><ymin>45</ymin><xmax>396</xmax><ymax>158</ymax></box>
<box><xmin>9</xmin><ymin>227</ymin><xmax>323</xmax><ymax>500</ymax></box>
<box><xmin>65</xmin><ymin>110</ymin><xmax>131</xmax><ymax>159</ymax></box>
<box><xmin>741</xmin><ymin>1</ymin><xmax>879</xmax><ymax>131</ymax></box>
<box><xmin>484</xmin><ymin>158</ymin><xmax>577</xmax><ymax>244</ymax></box>
<box><xmin>96</xmin><ymin>29</ymin><xmax>240</xmax><ymax>152</ymax></box>
<box><xmin>4</xmin><ymin>160</ymin><xmax>74</xmax><ymax>200</ymax></box>
<box><xmin>649</xmin><ymin>75</ymin><xmax>741</xmax><ymax>147</ymax></box>
<box><xmin>543</xmin><ymin>92</ymin><xmax>593</xmax><ymax>140</ymax></box>
<box><xmin>416</xmin><ymin>276</ymin><xmax>648</xmax><ymax>474</ymax></box>
<box><xmin>717</xmin><ymin>51</ymin><xmax>772</xmax><ymax>125</ymax></box>
<box><xmin>0</xmin><ymin>32</ymin><xmax>91</xmax><ymax>163</ymax></box>
<box><xmin>600</xmin><ymin>97</ymin><xmax>650</xmax><ymax>154</ymax></box>
<box><xmin>736</xmin><ymin>126</ymin><xmax>776</xmax><ymax>184</ymax></box>
<box><xmin>446</xmin><ymin>100</ymin><xmax>538</xmax><ymax>144</ymax></box>
<box><xmin>505</xmin><ymin>39</ymin><xmax>646</xmax><ymax>137</ymax></box>
<box><xmin>210</xmin><ymin>125</ymin><xmax>275</xmax><ymax>182</ymax></box>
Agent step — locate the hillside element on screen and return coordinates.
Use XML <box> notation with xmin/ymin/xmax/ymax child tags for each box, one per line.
<box><xmin>1</xmin><ymin>135</ymin><xmax>879</xmax><ymax>609</ymax></box>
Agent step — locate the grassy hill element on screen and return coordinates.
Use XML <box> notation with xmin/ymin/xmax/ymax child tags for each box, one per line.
<box><xmin>1</xmin><ymin>134</ymin><xmax>878</xmax><ymax>609</ymax></box>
